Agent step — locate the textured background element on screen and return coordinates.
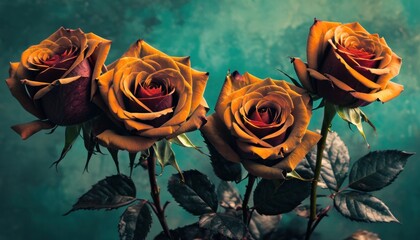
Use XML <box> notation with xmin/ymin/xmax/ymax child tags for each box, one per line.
<box><xmin>1</xmin><ymin>0</ymin><xmax>419</xmax><ymax>239</ymax></box>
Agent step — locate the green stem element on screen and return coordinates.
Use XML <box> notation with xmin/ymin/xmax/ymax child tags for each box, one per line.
<box><xmin>147</xmin><ymin>147</ymin><xmax>172</xmax><ymax>239</ymax></box>
<box><xmin>242</xmin><ymin>174</ymin><xmax>256</xmax><ymax>224</ymax></box>
<box><xmin>305</xmin><ymin>101</ymin><xmax>336</xmax><ymax>240</ymax></box>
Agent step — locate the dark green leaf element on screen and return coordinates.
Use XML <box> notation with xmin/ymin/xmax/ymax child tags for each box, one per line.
<box><xmin>64</xmin><ymin>175</ymin><xmax>136</xmax><ymax>215</ymax></box>
<box><xmin>50</xmin><ymin>125</ymin><xmax>81</xmax><ymax>169</ymax></box>
<box><xmin>254</xmin><ymin>178</ymin><xmax>310</xmax><ymax>215</ymax></box>
<box><xmin>249</xmin><ymin>211</ymin><xmax>281</xmax><ymax>239</ymax></box>
<box><xmin>168</xmin><ymin>170</ymin><xmax>218</xmax><ymax>215</ymax></box>
<box><xmin>344</xmin><ymin>230</ymin><xmax>380</xmax><ymax>240</ymax></box>
<box><xmin>306</xmin><ymin>131</ymin><xmax>350</xmax><ymax>191</ymax></box>
<box><xmin>335</xmin><ymin>106</ymin><xmax>375</xmax><ymax>147</ymax></box>
<box><xmin>295</xmin><ymin>157</ymin><xmax>327</xmax><ymax>188</ymax></box>
<box><xmin>334</xmin><ymin>191</ymin><xmax>398</xmax><ymax>223</ymax></box>
<box><xmin>349</xmin><ymin>150</ymin><xmax>414</xmax><ymax>192</ymax></box>
<box><xmin>119</xmin><ymin>200</ymin><xmax>152</xmax><ymax>240</ymax></box>
<box><xmin>154</xmin><ymin>223</ymin><xmax>229</xmax><ymax>240</ymax></box>
<box><xmin>199</xmin><ymin>213</ymin><xmax>248</xmax><ymax>240</ymax></box>
<box><xmin>217</xmin><ymin>181</ymin><xmax>242</xmax><ymax>209</ymax></box>
<box><xmin>153</xmin><ymin>139</ymin><xmax>183</xmax><ymax>178</ymax></box>
<box><xmin>202</xmin><ymin>134</ymin><xmax>242</xmax><ymax>182</ymax></box>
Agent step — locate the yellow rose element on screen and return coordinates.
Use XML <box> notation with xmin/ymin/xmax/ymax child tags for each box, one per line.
<box><xmin>201</xmin><ymin>71</ymin><xmax>321</xmax><ymax>179</ymax></box>
<box><xmin>293</xmin><ymin>20</ymin><xmax>403</xmax><ymax>107</ymax></box>
<box><xmin>95</xmin><ymin>40</ymin><xmax>209</xmax><ymax>152</ymax></box>
<box><xmin>6</xmin><ymin>27</ymin><xmax>111</xmax><ymax>139</ymax></box>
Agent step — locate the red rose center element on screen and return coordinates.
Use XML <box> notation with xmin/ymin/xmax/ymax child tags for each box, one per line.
<box><xmin>133</xmin><ymin>80</ymin><xmax>175</xmax><ymax>127</ymax></box>
<box><xmin>42</xmin><ymin>48</ymin><xmax>77</xmax><ymax>67</ymax></box>
<box><xmin>248</xmin><ymin>107</ymin><xmax>274</xmax><ymax>127</ymax></box>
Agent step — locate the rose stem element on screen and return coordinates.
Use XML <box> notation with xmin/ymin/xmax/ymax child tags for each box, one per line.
<box><xmin>147</xmin><ymin>147</ymin><xmax>172</xmax><ymax>239</ymax></box>
<box><xmin>305</xmin><ymin>101</ymin><xmax>336</xmax><ymax>240</ymax></box>
<box><xmin>242</xmin><ymin>174</ymin><xmax>256</xmax><ymax>224</ymax></box>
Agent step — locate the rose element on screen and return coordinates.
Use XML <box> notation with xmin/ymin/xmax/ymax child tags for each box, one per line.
<box><xmin>95</xmin><ymin>40</ymin><xmax>209</xmax><ymax>152</ymax></box>
<box><xmin>6</xmin><ymin>27</ymin><xmax>111</xmax><ymax>139</ymax></box>
<box><xmin>200</xmin><ymin>71</ymin><xmax>321</xmax><ymax>179</ymax></box>
<box><xmin>292</xmin><ymin>19</ymin><xmax>403</xmax><ymax>107</ymax></box>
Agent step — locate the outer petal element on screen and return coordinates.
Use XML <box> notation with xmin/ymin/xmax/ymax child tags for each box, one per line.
<box><xmin>200</xmin><ymin>114</ymin><xmax>241</xmax><ymax>163</ymax></box>
<box><xmin>307</xmin><ymin>19</ymin><xmax>341</xmax><ymax>69</ymax></box>
<box><xmin>274</xmin><ymin>130</ymin><xmax>322</xmax><ymax>171</ymax></box>
<box><xmin>167</xmin><ymin>104</ymin><xmax>208</xmax><ymax>139</ymax></box>
<box><xmin>350</xmin><ymin>81</ymin><xmax>404</xmax><ymax>103</ymax></box>
<box><xmin>6</xmin><ymin>62</ymin><xmax>45</xmax><ymax>119</ymax></box>
<box><xmin>11</xmin><ymin>120</ymin><xmax>55</xmax><ymax>140</ymax></box>
<box><xmin>96</xmin><ymin>129</ymin><xmax>156</xmax><ymax>153</ymax></box>
<box><xmin>242</xmin><ymin>159</ymin><xmax>285</xmax><ymax>179</ymax></box>
<box><xmin>291</xmin><ymin>57</ymin><xmax>314</xmax><ymax>92</ymax></box>
<box><xmin>375</xmin><ymin>52</ymin><xmax>402</xmax><ymax>87</ymax></box>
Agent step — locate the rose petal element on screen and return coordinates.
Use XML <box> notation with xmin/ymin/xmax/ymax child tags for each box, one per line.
<box><xmin>11</xmin><ymin>120</ymin><xmax>55</xmax><ymax>140</ymax></box>
<box><xmin>273</xmin><ymin>130</ymin><xmax>322</xmax><ymax>171</ymax></box>
<box><xmin>350</xmin><ymin>81</ymin><xmax>404</xmax><ymax>103</ymax></box>
<box><xmin>291</xmin><ymin>57</ymin><xmax>314</xmax><ymax>92</ymax></box>
<box><xmin>167</xmin><ymin>104</ymin><xmax>208</xmax><ymax>139</ymax></box>
<box><xmin>307</xmin><ymin>19</ymin><xmax>341</xmax><ymax>70</ymax></box>
<box><xmin>242</xmin><ymin>159</ymin><xmax>286</xmax><ymax>179</ymax></box>
<box><xmin>6</xmin><ymin>62</ymin><xmax>46</xmax><ymax>119</ymax></box>
<box><xmin>200</xmin><ymin>114</ymin><xmax>241</xmax><ymax>163</ymax></box>
<box><xmin>96</xmin><ymin>129</ymin><xmax>156</xmax><ymax>153</ymax></box>
<box><xmin>375</xmin><ymin>52</ymin><xmax>402</xmax><ymax>87</ymax></box>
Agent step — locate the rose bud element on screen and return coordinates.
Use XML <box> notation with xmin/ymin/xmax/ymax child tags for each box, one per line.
<box><xmin>292</xmin><ymin>19</ymin><xmax>403</xmax><ymax>107</ymax></box>
<box><xmin>6</xmin><ymin>27</ymin><xmax>111</xmax><ymax>139</ymax></box>
<box><xmin>94</xmin><ymin>40</ymin><xmax>209</xmax><ymax>153</ymax></box>
<box><xmin>201</xmin><ymin>71</ymin><xmax>321</xmax><ymax>179</ymax></box>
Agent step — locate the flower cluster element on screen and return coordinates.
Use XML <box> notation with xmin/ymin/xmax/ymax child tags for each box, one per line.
<box><xmin>6</xmin><ymin>19</ymin><xmax>403</xmax><ymax>179</ymax></box>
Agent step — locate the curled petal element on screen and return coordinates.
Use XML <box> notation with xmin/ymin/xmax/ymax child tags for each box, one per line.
<box><xmin>167</xmin><ymin>104</ymin><xmax>208</xmax><ymax>139</ymax></box>
<box><xmin>11</xmin><ymin>120</ymin><xmax>55</xmax><ymax>140</ymax></box>
<box><xmin>6</xmin><ymin>63</ymin><xmax>45</xmax><ymax>119</ymax></box>
<box><xmin>350</xmin><ymin>81</ymin><xmax>404</xmax><ymax>103</ymax></box>
<box><xmin>291</xmin><ymin>57</ymin><xmax>314</xmax><ymax>92</ymax></box>
<box><xmin>307</xmin><ymin>19</ymin><xmax>341</xmax><ymax>69</ymax></box>
<box><xmin>96</xmin><ymin>129</ymin><xmax>156</xmax><ymax>153</ymax></box>
<box><xmin>242</xmin><ymin>159</ymin><xmax>285</xmax><ymax>179</ymax></box>
<box><xmin>200</xmin><ymin>114</ymin><xmax>241</xmax><ymax>163</ymax></box>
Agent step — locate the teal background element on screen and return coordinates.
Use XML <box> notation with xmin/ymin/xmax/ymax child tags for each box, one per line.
<box><xmin>1</xmin><ymin>0</ymin><xmax>419</xmax><ymax>239</ymax></box>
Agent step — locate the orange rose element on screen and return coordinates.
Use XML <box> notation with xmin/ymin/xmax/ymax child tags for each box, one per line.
<box><xmin>6</xmin><ymin>27</ymin><xmax>111</xmax><ymax>139</ymax></box>
<box><xmin>293</xmin><ymin>19</ymin><xmax>403</xmax><ymax>107</ymax></box>
<box><xmin>95</xmin><ymin>40</ymin><xmax>209</xmax><ymax>152</ymax></box>
<box><xmin>201</xmin><ymin>71</ymin><xmax>321</xmax><ymax>179</ymax></box>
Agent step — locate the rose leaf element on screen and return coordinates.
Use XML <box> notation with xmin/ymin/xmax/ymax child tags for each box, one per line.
<box><xmin>153</xmin><ymin>139</ymin><xmax>183</xmax><ymax>178</ymax></box>
<box><xmin>334</xmin><ymin>190</ymin><xmax>398</xmax><ymax>223</ymax></box>
<box><xmin>295</xmin><ymin>157</ymin><xmax>328</xmax><ymax>189</ymax></box>
<box><xmin>63</xmin><ymin>174</ymin><xmax>137</xmax><ymax>215</ymax></box>
<box><xmin>154</xmin><ymin>223</ymin><xmax>226</xmax><ymax>240</ymax></box>
<box><xmin>254</xmin><ymin>178</ymin><xmax>310</xmax><ymax>215</ymax></box>
<box><xmin>50</xmin><ymin>124</ymin><xmax>81</xmax><ymax>169</ymax></box>
<box><xmin>118</xmin><ymin>200</ymin><xmax>152</xmax><ymax>240</ymax></box>
<box><xmin>249</xmin><ymin>211</ymin><xmax>281</xmax><ymax>239</ymax></box>
<box><xmin>217</xmin><ymin>181</ymin><xmax>242</xmax><ymax>210</ymax></box>
<box><xmin>349</xmin><ymin>150</ymin><xmax>414</xmax><ymax>192</ymax></box>
<box><xmin>306</xmin><ymin>130</ymin><xmax>350</xmax><ymax>191</ymax></box>
<box><xmin>199</xmin><ymin>212</ymin><xmax>249</xmax><ymax>240</ymax></box>
<box><xmin>344</xmin><ymin>230</ymin><xmax>380</xmax><ymax>240</ymax></box>
<box><xmin>202</xmin><ymin>134</ymin><xmax>242</xmax><ymax>182</ymax></box>
<box><xmin>168</xmin><ymin>170</ymin><xmax>218</xmax><ymax>216</ymax></box>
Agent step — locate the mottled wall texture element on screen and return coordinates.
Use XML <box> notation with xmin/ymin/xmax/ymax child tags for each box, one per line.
<box><xmin>1</xmin><ymin>0</ymin><xmax>419</xmax><ymax>239</ymax></box>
